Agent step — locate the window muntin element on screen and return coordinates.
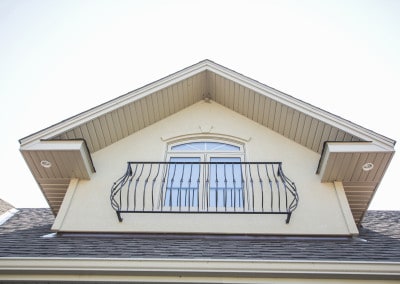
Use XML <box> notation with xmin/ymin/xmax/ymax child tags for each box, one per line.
<box><xmin>171</xmin><ymin>141</ymin><xmax>240</xmax><ymax>151</ymax></box>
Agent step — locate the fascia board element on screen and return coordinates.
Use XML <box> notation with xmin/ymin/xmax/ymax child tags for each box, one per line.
<box><xmin>0</xmin><ymin>258</ymin><xmax>399</xmax><ymax>281</ymax></box>
<box><xmin>326</xmin><ymin>142</ymin><xmax>391</xmax><ymax>153</ymax></box>
<box><xmin>20</xmin><ymin>139</ymin><xmax>95</xmax><ymax>178</ymax></box>
<box><xmin>317</xmin><ymin>141</ymin><xmax>394</xmax><ymax>174</ymax></box>
<box><xmin>21</xmin><ymin>140</ymin><xmax>85</xmax><ymax>151</ymax></box>
<box><xmin>0</xmin><ymin>209</ymin><xmax>19</xmax><ymax>226</ymax></box>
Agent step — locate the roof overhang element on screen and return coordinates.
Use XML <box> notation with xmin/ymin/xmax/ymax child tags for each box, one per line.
<box><xmin>318</xmin><ymin>142</ymin><xmax>395</xmax><ymax>223</ymax></box>
<box><xmin>19</xmin><ymin>60</ymin><xmax>396</xmax><ymax>222</ymax></box>
<box><xmin>20</xmin><ymin>140</ymin><xmax>95</xmax><ymax>214</ymax></box>
<box><xmin>318</xmin><ymin>142</ymin><xmax>394</xmax><ymax>183</ymax></box>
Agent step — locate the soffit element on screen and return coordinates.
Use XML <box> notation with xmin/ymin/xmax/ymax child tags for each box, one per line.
<box><xmin>318</xmin><ymin>142</ymin><xmax>395</xmax><ymax>224</ymax></box>
<box><xmin>19</xmin><ymin>60</ymin><xmax>395</xmax><ymax>153</ymax></box>
<box><xmin>19</xmin><ymin>60</ymin><xmax>396</xmax><ymax>219</ymax></box>
<box><xmin>20</xmin><ymin>140</ymin><xmax>94</xmax><ymax>215</ymax></box>
<box><xmin>33</xmin><ymin>71</ymin><xmax>379</xmax><ymax>154</ymax></box>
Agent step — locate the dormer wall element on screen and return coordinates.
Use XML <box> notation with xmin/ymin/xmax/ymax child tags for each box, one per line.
<box><xmin>52</xmin><ymin>101</ymin><xmax>357</xmax><ymax>235</ymax></box>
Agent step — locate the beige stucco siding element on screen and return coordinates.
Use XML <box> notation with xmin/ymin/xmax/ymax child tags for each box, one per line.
<box><xmin>53</xmin><ymin>101</ymin><xmax>356</xmax><ymax>235</ymax></box>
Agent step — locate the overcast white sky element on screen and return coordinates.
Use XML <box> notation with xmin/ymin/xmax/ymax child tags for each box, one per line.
<box><xmin>0</xmin><ymin>0</ymin><xmax>399</xmax><ymax>209</ymax></box>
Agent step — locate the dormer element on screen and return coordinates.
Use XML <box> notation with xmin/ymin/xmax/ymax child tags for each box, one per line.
<box><xmin>19</xmin><ymin>60</ymin><xmax>395</xmax><ymax>236</ymax></box>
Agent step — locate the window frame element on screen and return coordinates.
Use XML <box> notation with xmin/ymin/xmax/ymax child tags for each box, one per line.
<box><xmin>164</xmin><ymin>139</ymin><xmax>246</xmax><ymax>211</ymax></box>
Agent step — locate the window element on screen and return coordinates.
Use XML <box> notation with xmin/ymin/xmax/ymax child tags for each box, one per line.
<box><xmin>164</xmin><ymin>157</ymin><xmax>200</xmax><ymax>208</ymax></box>
<box><xmin>209</xmin><ymin>157</ymin><xmax>243</xmax><ymax>208</ymax></box>
<box><xmin>171</xmin><ymin>142</ymin><xmax>240</xmax><ymax>151</ymax></box>
<box><xmin>165</xmin><ymin>140</ymin><xmax>244</xmax><ymax>210</ymax></box>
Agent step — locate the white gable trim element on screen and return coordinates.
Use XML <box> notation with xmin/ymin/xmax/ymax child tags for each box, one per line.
<box><xmin>0</xmin><ymin>208</ymin><xmax>18</xmax><ymax>226</ymax></box>
<box><xmin>19</xmin><ymin>60</ymin><xmax>395</xmax><ymax>150</ymax></box>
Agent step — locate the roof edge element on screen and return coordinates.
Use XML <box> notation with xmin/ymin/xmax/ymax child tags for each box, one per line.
<box><xmin>1</xmin><ymin>258</ymin><xmax>400</xmax><ymax>281</ymax></box>
<box><xmin>19</xmin><ymin>59</ymin><xmax>396</xmax><ymax>151</ymax></box>
<box><xmin>204</xmin><ymin>61</ymin><xmax>396</xmax><ymax>150</ymax></box>
<box><xmin>18</xmin><ymin>59</ymin><xmax>214</xmax><ymax>147</ymax></box>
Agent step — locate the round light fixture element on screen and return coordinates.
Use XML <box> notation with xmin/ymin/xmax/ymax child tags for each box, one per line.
<box><xmin>362</xmin><ymin>162</ymin><xmax>374</xmax><ymax>172</ymax></box>
<box><xmin>40</xmin><ymin>160</ymin><xmax>52</xmax><ymax>168</ymax></box>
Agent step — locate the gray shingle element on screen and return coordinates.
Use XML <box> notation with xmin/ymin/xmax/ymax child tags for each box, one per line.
<box><xmin>0</xmin><ymin>209</ymin><xmax>399</xmax><ymax>262</ymax></box>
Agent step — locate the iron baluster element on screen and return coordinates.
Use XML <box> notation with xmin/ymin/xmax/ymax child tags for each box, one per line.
<box><xmin>160</xmin><ymin>163</ymin><xmax>169</xmax><ymax>211</ymax></box>
<box><xmin>178</xmin><ymin>163</ymin><xmax>185</xmax><ymax>211</ymax></box>
<box><xmin>142</xmin><ymin>163</ymin><xmax>153</xmax><ymax>211</ymax></box>
<box><xmin>265</xmin><ymin>163</ymin><xmax>273</xmax><ymax>212</ymax></box>
<box><xmin>110</xmin><ymin>161</ymin><xmax>298</xmax><ymax>224</ymax></box>
<box><xmin>256</xmin><ymin>164</ymin><xmax>264</xmax><ymax>212</ymax></box>
<box><xmin>133</xmin><ymin>164</ymin><xmax>144</xmax><ymax>211</ymax></box>
<box><xmin>169</xmin><ymin>163</ymin><xmax>177</xmax><ymax>210</ymax></box>
<box><xmin>151</xmin><ymin>163</ymin><xmax>161</xmax><ymax>211</ymax></box>
<box><xmin>248</xmin><ymin>164</ymin><xmax>254</xmax><ymax>212</ymax></box>
<box><xmin>272</xmin><ymin>164</ymin><xmax>281</xmax><ymax>212</ymax></box>
<box><xmin>232</xmin><ymin>163</ymin><xmax>236</xmax><ymax>212</ymax></box>
<box><xmin>240</xmin><ymin>163</ymin><xmax>245</xmax><ymax>211</ymax></box>
<box><xmin>196</xmin><ymin>164</ymin><xmax>200</xmax><ymax>212</ymax></box>
<box><xmin>223</xmin><ymin>163</ymin><xmax>227</xmax><ymax>211</ymax></box>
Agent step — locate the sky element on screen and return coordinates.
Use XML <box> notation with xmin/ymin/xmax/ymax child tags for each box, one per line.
<box><xmin>0</xmin><ymin>0</ymin><xmax>399</xmax><ymax>210</ymax></box>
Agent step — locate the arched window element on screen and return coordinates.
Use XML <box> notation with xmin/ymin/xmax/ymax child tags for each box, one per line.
<box><xmin>171</xmin><ymin>141</ymin><xmax>240</xmax><ymax>151</ymax></box>
<box><xmin>165</xmin><ymin>140</ymin><xmax>245</xmax><ymax>210</ymax></box>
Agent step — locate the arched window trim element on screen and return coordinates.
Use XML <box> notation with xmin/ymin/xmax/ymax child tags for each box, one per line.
<box><xmin>166</xmin><ymin>135</ymin><xmax>246</xmax><ymax>155</ymax></box>
<box><xmin>169</xmin><ymin>141</ymin><xmax>241</xmax><ymax>152</ymax></box>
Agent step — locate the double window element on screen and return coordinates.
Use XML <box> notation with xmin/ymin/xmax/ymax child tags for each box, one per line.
<box><xmin>164</xmin><ymin>141</ymin><xmax>244</xmax><ymax>210</ymax></box>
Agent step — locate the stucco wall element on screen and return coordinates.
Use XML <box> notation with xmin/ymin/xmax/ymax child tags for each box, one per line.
<box><xmin>53</xmin><ymin>101</ymin><xmax>356</xmax><ymax>235</ymax></box>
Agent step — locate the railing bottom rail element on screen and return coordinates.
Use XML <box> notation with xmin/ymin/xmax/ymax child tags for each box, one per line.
<box><xmin>115</xmin><ymin>210</ymin><xmax>293</xmax><ymax>224</ymax></box>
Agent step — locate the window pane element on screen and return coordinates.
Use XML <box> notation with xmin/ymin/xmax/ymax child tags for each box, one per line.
<box><xmin>209</xmin><ymin>157</ymin><xmax>243</xmax><ymax>208</ymax></box>
<box><xmin>165</xmin><ymin>157</ymin><xmax>200</xmax><ymax>207</ymax></box>
<box><xmin>171</xmin><ymin>142</ymin><xmax>205</xmax><ymax>151</ymax></box>
<box><xmin>205</xmin><ymin>142</ymin><xmax>240</xmax><ymax>151</ymax></box>
<box><xmin>171</xmin><ymin>141</ymin><xmax>239</xmax><ymax>151</ymax></box>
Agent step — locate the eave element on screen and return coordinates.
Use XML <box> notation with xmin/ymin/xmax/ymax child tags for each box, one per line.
<box><xmin>1</xmin><ymin>258</ymin><xmax>399</xmax><ymax>282</ymax></box>
<box><xmin>20</xmin><ymin>140</ymin><xmax>95</xmax><ymax>214</ymax></box>
<box><xmin>19</xmin><ymin>59</ymin><xmax>396</xmax><ymax>223</ymax></box>
<box><xmin>318</xmin><ymin>142</ymin><xmax>395</xmax><ymax>223</ymax></box>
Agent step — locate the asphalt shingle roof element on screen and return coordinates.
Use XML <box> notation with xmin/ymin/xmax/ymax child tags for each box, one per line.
<box><xmin>0</xmin><ymin>208</ymin><xmax>399</xmax><ymax>261</ymax></box>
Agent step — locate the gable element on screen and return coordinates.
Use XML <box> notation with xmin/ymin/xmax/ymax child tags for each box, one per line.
<box><xmin>19</xmin><ymin>60</ymin><xmax>395</xmax><ymax>224</ymax></box>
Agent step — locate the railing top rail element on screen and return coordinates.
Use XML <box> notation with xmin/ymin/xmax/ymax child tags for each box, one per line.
<box><xmin>127</xmin><ymin>161</ymin><xmax>283</xmax><ymax>165</ymax></box>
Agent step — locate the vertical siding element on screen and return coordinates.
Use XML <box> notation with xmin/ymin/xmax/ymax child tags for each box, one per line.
<box><xmin>46</xmin><ymin>71</ymin><xmax>365</xmax><ymax>156</ymax></box>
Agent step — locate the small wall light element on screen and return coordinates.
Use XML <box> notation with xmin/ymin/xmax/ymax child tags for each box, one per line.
<box><xmin>362</xmin><ymin>162</ymin><xmax>374</xmax><ymax>172</ymax></box>
<box><xmin>40</xmin><ymin>160</ymin><xmax>52</xmax><ymax>168</ymax></box>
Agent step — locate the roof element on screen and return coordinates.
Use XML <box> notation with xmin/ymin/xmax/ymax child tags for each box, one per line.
<box><xmin>0</xmin><ymin>208</ymin><xmax>399</xmax><ymax>261</ymax></box>
<box><xmin>0</xmin><ymin>199</ymin><xmax>14</xmax><ymax>216</ymax></box>
<box><xmin>18</xmin><ymin>60</ymin><xmax>396</xmax><ymax>224</ymax></box>
<box><xmin>1</xmin><ymin>208</ymin><xmax>399</xmax><ymax>281</ymax></box>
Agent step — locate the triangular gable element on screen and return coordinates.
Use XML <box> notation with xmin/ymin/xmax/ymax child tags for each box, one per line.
<box><xmin>19</xmin><ymin>59</ymin><xmax>395</xmax><ymax>223</ymax></box>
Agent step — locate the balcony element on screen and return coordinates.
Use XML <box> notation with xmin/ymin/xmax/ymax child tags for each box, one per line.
<box><xmin>110</xmin><ymin>162</ymin><xmax>299</xmax><ymax>224</ymax></box>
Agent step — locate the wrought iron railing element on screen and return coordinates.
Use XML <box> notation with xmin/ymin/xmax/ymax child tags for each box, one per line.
<box><xmin>110</xmin><ymin>162</ymin><xmax>299</xmax><ymax>223</ymax></box>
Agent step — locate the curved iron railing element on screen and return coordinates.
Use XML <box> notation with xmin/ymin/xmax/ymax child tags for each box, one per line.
<box><xmin>110</xmin><ymin>162</ymin><xmax>299</xmax><ymax>223</ymax></box>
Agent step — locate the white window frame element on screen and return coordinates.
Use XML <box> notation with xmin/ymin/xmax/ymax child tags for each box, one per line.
<box><xmin>164</xmin><ymin>139</ymin><xmax>246</xmax><ymax>211</ymax></box>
